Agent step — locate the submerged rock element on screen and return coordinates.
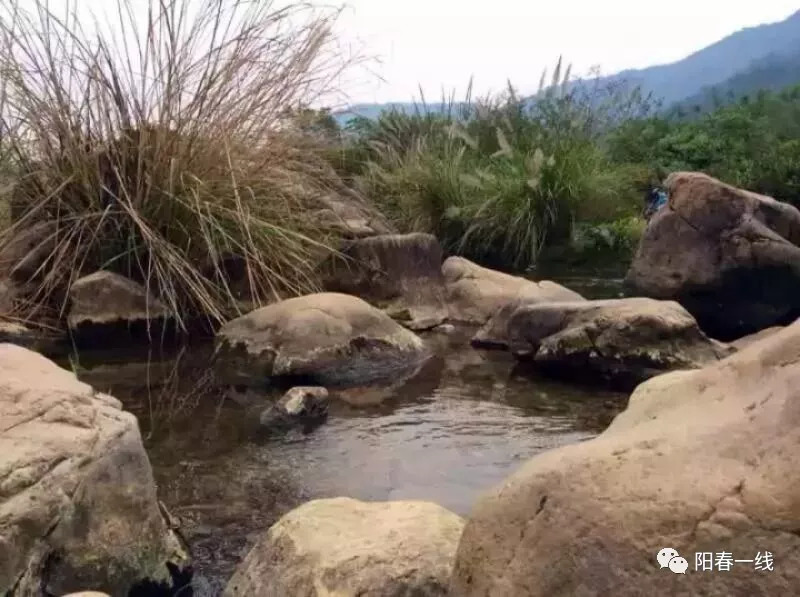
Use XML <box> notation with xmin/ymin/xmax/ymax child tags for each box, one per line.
<box><xmin>450</xmin><ymin>322</ymin><xmax>800</xmax><ymax>596</ymax></box>
<box><xmin>499</xmin><ymin>297</ymin><xmax>731</xmax><ymax>389</ymax></box>
<box><xmin>626</xmin><ymin>171</ymin><xmax>800</xmax><ymax>340</ymax></box>
<box><xmin>0</xmin><ymin>343</ymin><xmax>187</xmax><ymax>596</ymax></box>
<box><xmin>224</xmin><ymin>497</ymin><xmax>464</xmax><ymax>597</ymax></box>
<box><xmin>259</xmin><ymin>386</ymin><xmax>330</xmax><ymax>431</ymax></box>
<box><xmin>68</xmin><ymin>270</ymin><xmax>170</xmax><ymax>330</ymax></box>
<box><xmin>320</xmin><ymin>232</ymin><xmax>448</xmax><ymax>331</ymax></box>
<box><xmin>442</xmin><ymin>257</ymin><xmax>584</xmax><ymax>325</ymax></box>
<box><xmin>215</xmin><ymin>292</ymin><xmax>430</xmax><ymax>387</ymax></box>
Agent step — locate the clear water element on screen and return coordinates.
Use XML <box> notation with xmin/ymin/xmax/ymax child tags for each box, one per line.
<box><xmin>65</xmin><ymin>278</ymin><xmax>629</xmax><ymax>594</ymax></box>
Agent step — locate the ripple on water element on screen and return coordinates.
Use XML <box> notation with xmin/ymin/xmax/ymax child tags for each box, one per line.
<box><xmin>68</xmin><ymin>323</ymin><xmax>628</xmax><ymax>592</ymax></box>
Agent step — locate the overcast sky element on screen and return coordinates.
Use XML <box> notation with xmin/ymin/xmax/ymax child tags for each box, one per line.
<box><xmin>334</xmin><ymin>0</ymin><xmax>800</xmax><ymax>104</ymax></box>
<box><xmin>9</xmin><ymin>0</ymin><xmax>800</xmax><ymax>106</ymax></box>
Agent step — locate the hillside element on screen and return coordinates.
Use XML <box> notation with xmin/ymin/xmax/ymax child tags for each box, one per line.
<box><xmin>337</xmin><ymin>9</ymin><xmax>800</xmax><ymax>123</ymax></box>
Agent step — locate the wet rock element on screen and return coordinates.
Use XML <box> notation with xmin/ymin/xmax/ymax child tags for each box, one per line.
<box><xmin>224</xmin><ymin>497</ymin><xmax>464</xmax><ymax>597</ymax></box>
<box><xmin>259</xmin><ymin>386</ymin><xmax>330</xmax><ymax>431</ymax></box>
<box><xmin>0</xmin><ymin>343</ymin><xmax>187</xmax><ymax>596</ymax></box>
<box><xmin>442</xmin><ymin>257</ymin><xmax>584</xmax><ymax>325</ymax></box>
<box><xmin>67</xmin><ymin>271</ymin><xmax>172</xmax><ymax>342</ymax></box>
<box><xmin>215</xmin><ymin>292</ymin><xmax>430</xmax><ymax>387</ymax></box>
<box><xmin>626</xmin><ymin>171</ymin><xmax>800</xmax><ymax>340</ymax></box>
<box><xmin>320</xmin><ymin>232</ymin><xmax>448</xmax><ymax>331</ymax></box>
<box><xmin>500</xmin><ymin>297</ymin><xmax>732</xmax><ymax>390</ymax></box>
<box><xmin>450</xmin><ymin>322</ymin><xmax>800</xmax><ymax>597</ymax></box>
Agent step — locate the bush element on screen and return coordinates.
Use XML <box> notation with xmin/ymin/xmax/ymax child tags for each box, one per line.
<box><xmin>0</xmin><ymin>0</ymin><xmax>352</xmax><ymax>328</ymax></box>
<box><xmin>351</xmin><ymin>62</ymin><xmax>653</xmax><ymax>269</ymax></box>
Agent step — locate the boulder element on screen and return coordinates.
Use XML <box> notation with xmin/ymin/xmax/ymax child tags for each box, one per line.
<box><xmin>0</xmin><ymin>344</ymin><xmax>187</xmax><ymax>596</ymax></box>
<box><xmin>224</xmin><ymin>497</ymin><xmax>464</xmax><ymax>597</ymax></box>
<box><xmin>0</xmin><ymin>320</ymin><xmax>66</xmax><ymax>355</ymax></box>
<box><xmin>0</xmin><ymin>220</ymin><xmax>57</xmax><ymax>283</ymax></box>
<box><xmin>320</xmin><ymin>233</ymin><xmax>448</xmax><ymax>330</ymax></box>
<box><xmin>311</xmin><ymin>190</ymin><xmax>394</xmax><ymax>239</ymax></box>
<box><xmin>450</xmin><ymin>322</ymin><xmax>800</xmax><ymax>597</ymax></box>
<box><xmin>495</xmin><ymin>297</ymin><xmax>731</xmax><ymax>389</ymax></box>
<box><xmin>626</xmin><ymin>172</ymin><xmax>800</xmax><ymax>340</ymax></box>
<box><xmin>215</xmin><ymin>293</ymin><xmax>430</xmax><ymax>387</ymax></box>
<box><xmin>259</xmin><ymin>386</ymin><xmax>330</xmax><ymax>431</ymax></box>
<box><xmin>442</xmin><ymin>257</ymin><xmax>584</xmax><ymax>325</ymax></box>
<box><xmin>67</xmin><ymin>271</ymin><xmax>171</xmax><ymax>340</ymax></box>
<box><xmin>730</xmin><ymin>325</ymin><xmax>785</xmax><ymax>351</ymax></box>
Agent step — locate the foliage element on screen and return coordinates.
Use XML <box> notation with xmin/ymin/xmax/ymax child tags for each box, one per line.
<box><xmin>350</xmin><ymin>60</ymin><xmax>656</xmax><ymax>269</ymax></box>
<box><xmin>0</xmin><ymin>0</ymin><xmax>354</xmax><ymax>328</ymax></box>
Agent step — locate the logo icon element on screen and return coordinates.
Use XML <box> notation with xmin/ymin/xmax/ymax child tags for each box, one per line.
<box><xmin>657</xmin><ymin>547</ymin><xmax>688</xmax><ymax>574</ymax></box>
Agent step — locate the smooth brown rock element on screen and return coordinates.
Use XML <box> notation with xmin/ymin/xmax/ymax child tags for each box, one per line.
<box><xmin>67</xmin><ymin>270</ymin><xmax>170</xmax><ymax>331</ymax></box>
<box><xmin>626</xmin><ymin>172</ymin><xmax>800</xmax><ymax>340</ymax></box>
<box><xmin>487</xmin><ymin>297</ymin><xmax>731</xmax><ymax>389</ymax></box>
<box><xmin>442</xmin><ymin>257</ymin><xmax>584</xmax><ymax>325</ymax></box>
<box><xmin>225</xmin><ymin>497</ymin><xmax>464</xmax><ymax>597</ymax></box>
<box><xmin>320</xmin><ymin>233</ymin><xmax>448</xmax><ymax>330</ymax></box>
<box><xmin>0</xmin><ymin>344</ymin><xmax>186</xmax><ymax>596</ymax></box>
<box><xmin>450</xmin><ymin>322</ymin><xmax>800</xmax><ymax>597</ymax></box>
<box><xmin>215</xmin><ymin>292</ymin><xmax>429</xmax><ymax>387</ymax></box>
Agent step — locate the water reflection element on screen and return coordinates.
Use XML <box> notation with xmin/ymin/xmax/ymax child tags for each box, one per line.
<box><xmin>66</xmin><ymin>323</ymin><xmax>628</xmax><ymax>592</ymax></box>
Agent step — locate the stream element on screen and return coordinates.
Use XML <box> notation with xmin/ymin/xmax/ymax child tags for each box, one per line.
<box><xmin>64</xmin><ymin>275</ymin><xmax>629</xmax><ymax>594</ymax></box>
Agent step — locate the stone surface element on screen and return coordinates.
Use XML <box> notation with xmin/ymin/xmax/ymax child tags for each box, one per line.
<box><xmin>259</xmin><ymin>386</ymin><xmax>330</xmax><ymax>431</ymax></box>
<box><xmin>496</xmin><ymin>297</ymin><xmax>731</xmax><ymax>389</ymax></box>
<box><xmin>450</xmin><ymin>322</ymin><xmax>800</xmax><ymax>597</ymax></box>
<box><xmin>0</xmin><ymin>344</ymin><xmax>186</xmax><ymax>596</ymax></box>
<box><xmin>68</xmin><ymin>270</ymin><xmax>170</xmax><ymax>331</ymax></box>
<box><xmin>0</xmin><ymin>221</ymin><xmax>57</xmax><ymax>283</ymax></box>
<box><xmin>215</xmin><ymin>292</ymin><xmax>430</xmax><ymax>387</ymax></box>
<box><xmin>730</xmin><ymin>325</ymin><xmax>785</xmax><ymax>351</ymax></box>
<box><xmin>0</xmin><ymin>320</ymin><xmax>66</xmax><ymax>355</ymax></box>
<box><xmin>311</xmin><ymin>190</ymin><xmax>394</xmax><ymax>239</ymax></box>
<box><xmin>320</xmin><ymin>232</ymin><xmax>448</xmax><ymax>331</ymax></box>
<box><xmin>442</xmin><ymin>257</ymin><xmax>584</xmax><ymax>325</ymax></box>
<box><xmin>626</xmin><ymin>171</ymin><xmax>800</xmax><ymax>340</ymax></box>
<box><xmin>225</xmin><ymin>497</ymin><xmax>464</xmax><ymax>597</ymax></box>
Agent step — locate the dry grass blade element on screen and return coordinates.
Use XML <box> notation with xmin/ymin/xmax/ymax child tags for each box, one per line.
<box><xmin>0</xmin><ymin>0</ymin><xmax>356</xmax><ymax>331</ymax></box>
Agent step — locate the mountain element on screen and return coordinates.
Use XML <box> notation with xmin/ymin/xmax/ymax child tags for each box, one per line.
<box><xmin>672</xmin><ymin>48</ymin><xmax>800</xmax><ymax>113</ymax></box>
<box><xmin>335</xmin><ymin>10</ymin><xmax>800</xmax><ymax>123</ymax></box>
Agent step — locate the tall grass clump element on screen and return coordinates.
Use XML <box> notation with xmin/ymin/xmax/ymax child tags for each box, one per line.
<box><xmin>0</xmin><ymin>0</ymin><xmax>354</xmax><ymax>328</ymax></box>
<box><xmin>350</xmin><ymin>59</ymin><xmax>655</xmax><ymax>269</ymax></box>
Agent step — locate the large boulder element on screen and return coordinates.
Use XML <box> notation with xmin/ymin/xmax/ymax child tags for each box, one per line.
<box><xmin>68</xmin><ymin>270</ymin><xmax>171</xmax><ymax>332</ymax></box>
<box><xmin>486</xmin><ymin>297</ymin><xmax>731</xmax><ymax>389</ymax></box>
<box><xmin>626</xmin><ymin>172</ymin><xmax>800</xmax><ymax>340</ymax></box>
<box><xmin>442</xmin><ymin>257</ymin><xmax>584</xmax><ymax>325</ymax></box>
<box><xmin>224</xmin><ymin>497</ymin><xmax>464</xmax><ymax>596</ymax></box>
<box><xmin>320</xmin><ymin>233</ymin><xmax>448</xmax><ymax>330</ymax></box>
<box><xmin>0</xmin><ymin>344</ymin><xmax>187</xmax><ymax>596</ymax></box>
<box><xmin>449</xmin><ymin>322</ymin><xmax>800</xmax><ymax>597</ymax></box>
<box><xmin>215</xmin><ymin>292</ymin><xmax>430</xmax><ymax>387</ymax></box>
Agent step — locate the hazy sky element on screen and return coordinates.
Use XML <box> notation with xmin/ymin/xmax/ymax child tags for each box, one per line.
<box><xmin>334</xmin><ymin>0</ymin><xmax>800</xmax><ymax>104</ymax></box>
<box><xmin>9</xmin><ymin>0</ymin><xmax>800</xmax><ymax>106</ymax></box>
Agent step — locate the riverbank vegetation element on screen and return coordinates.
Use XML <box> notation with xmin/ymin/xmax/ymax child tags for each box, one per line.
<box><xmin>329</xmin><ymin>70</ymin><xmax>800</xmax><ymax>273</ymax></box>
<box><xmin>0</xmin><ymin>0</ymin><xmax>353</xmax><ymax>328</ymax></box>
<box><xmin>1</xmin><ymin>0</ymin><xmax>799</xmax><ymax>328</ymax></box>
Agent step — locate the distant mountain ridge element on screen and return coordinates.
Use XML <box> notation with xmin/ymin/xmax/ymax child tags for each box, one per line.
<box><xmin>336</xmin><ymin>9</ymin><xmax>800</xmax><ymax>123</ymax></box>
